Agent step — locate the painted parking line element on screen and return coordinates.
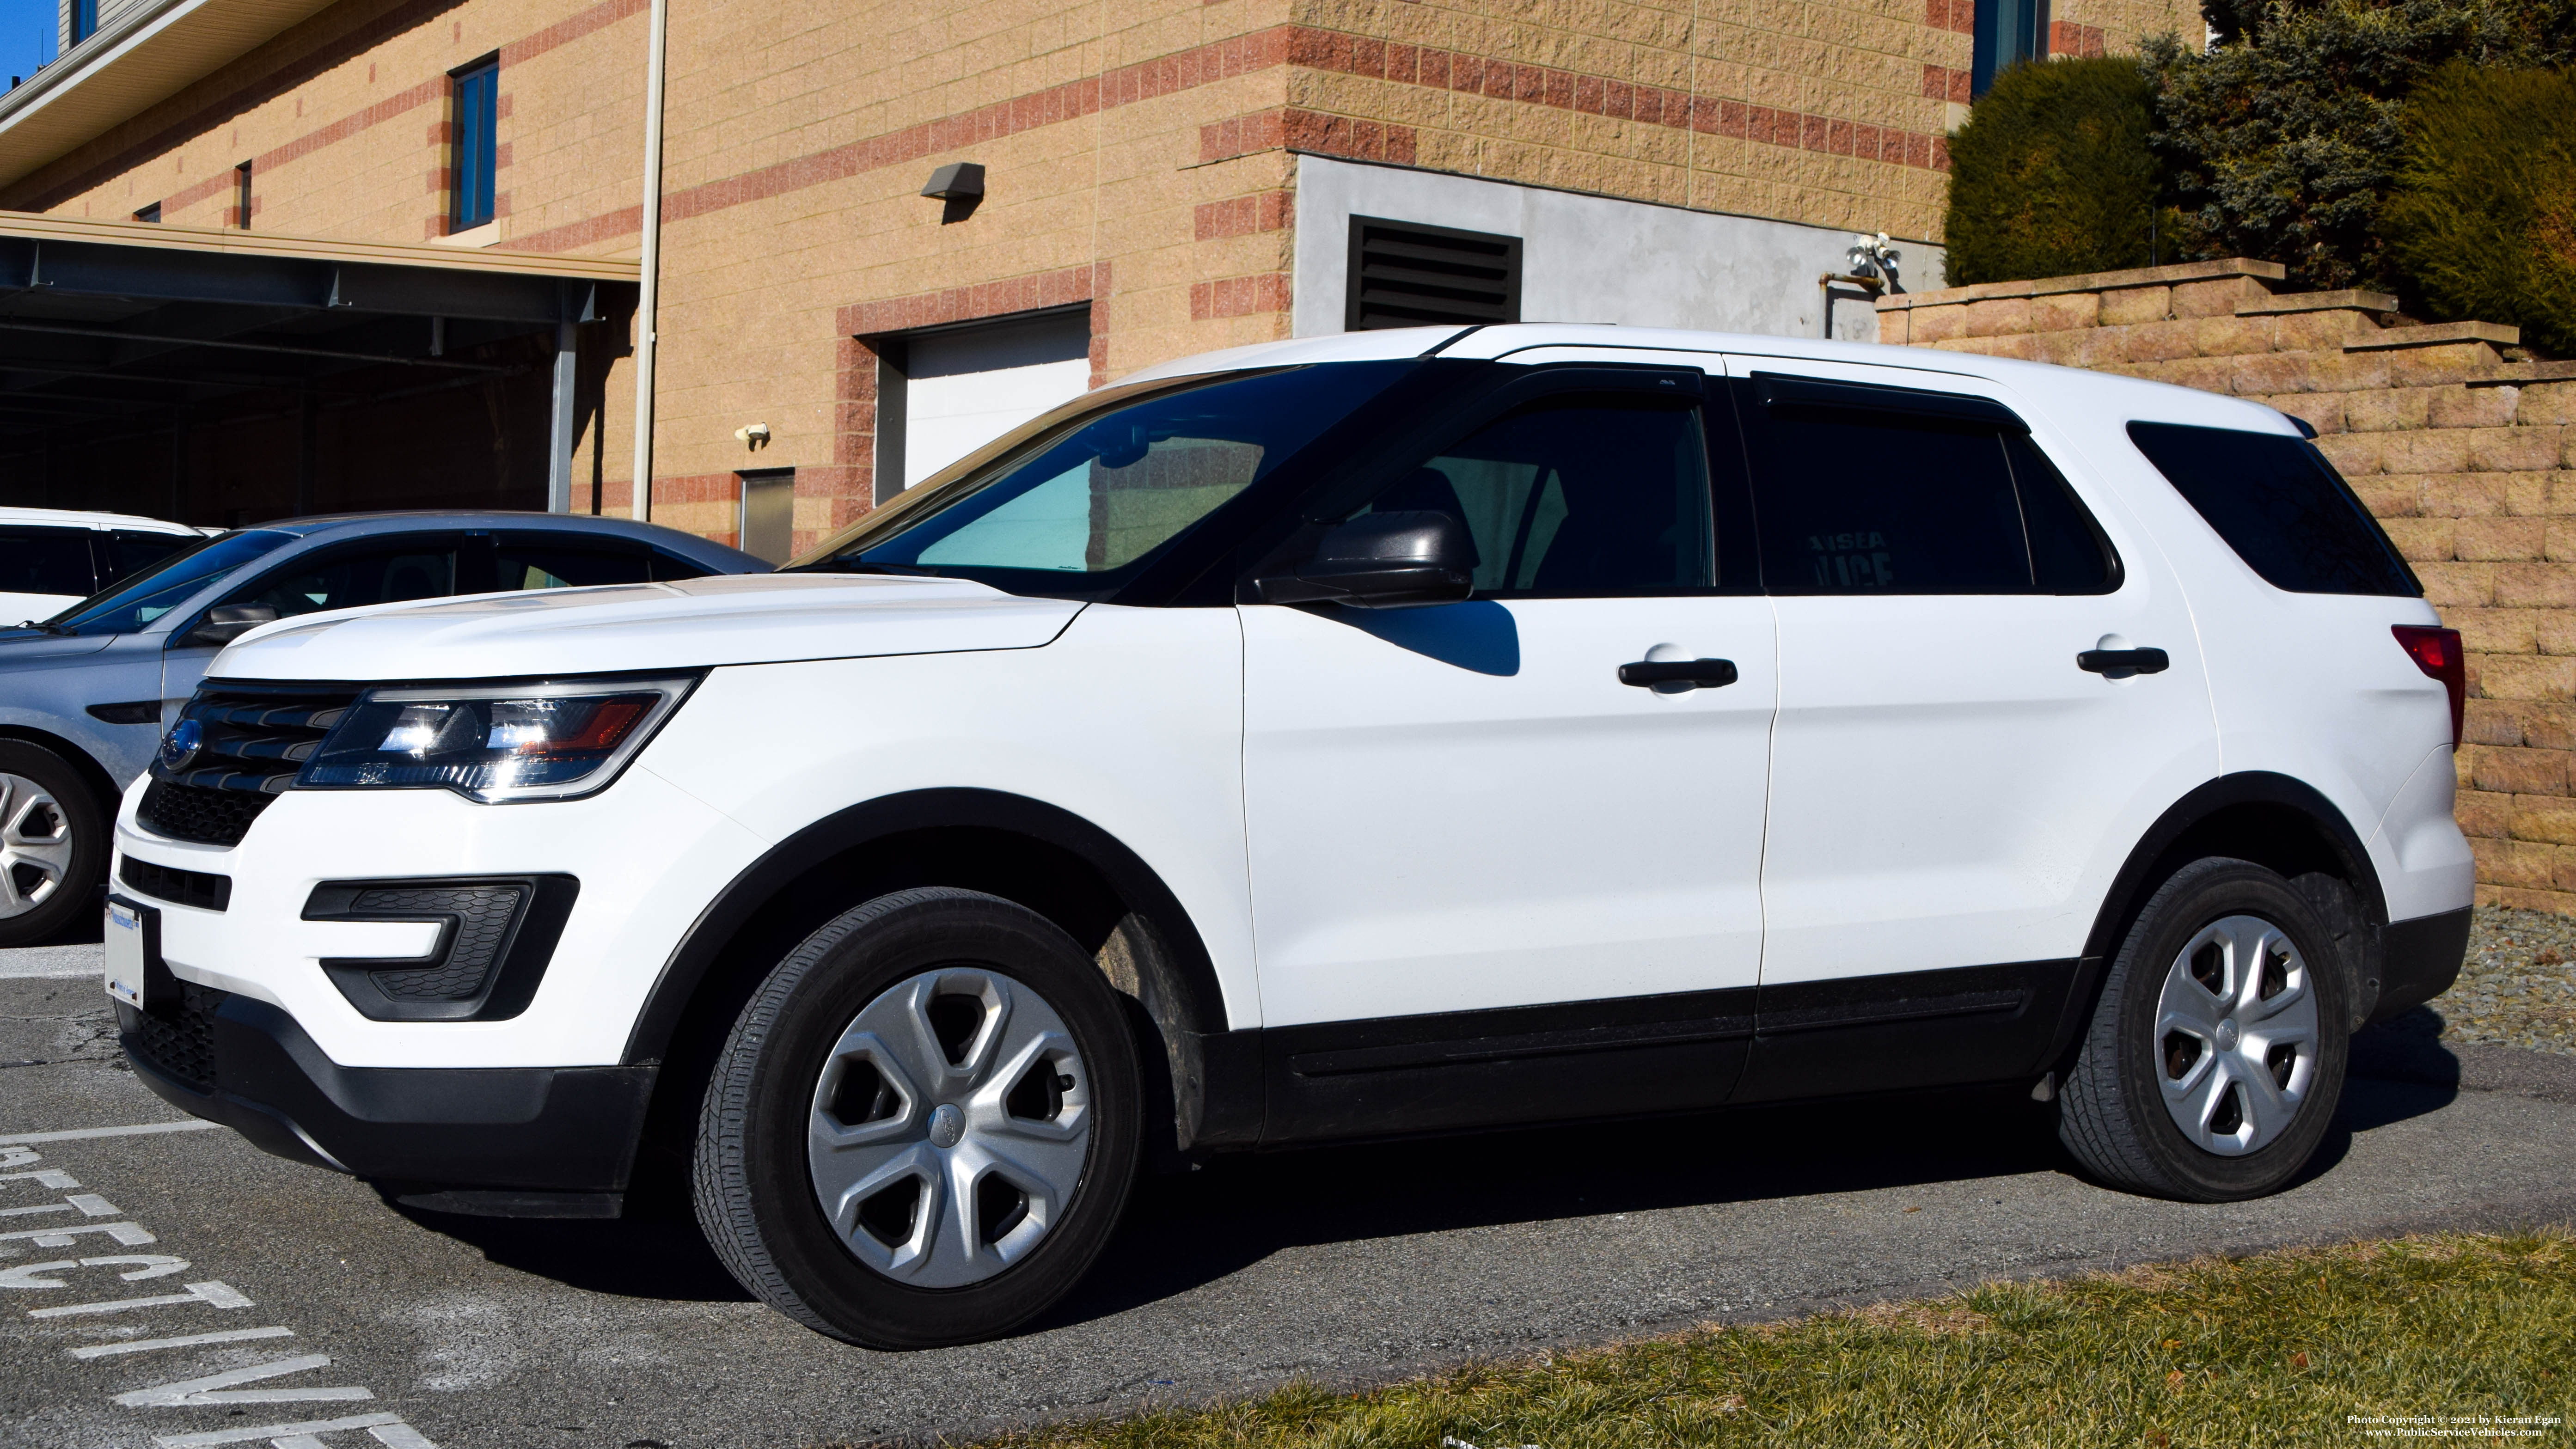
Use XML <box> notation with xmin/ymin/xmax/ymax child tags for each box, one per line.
<box><xmin>0</xmin><ymin>1121</ymin><xmax>223</xmax><ymax>1146</ymax></box>
<box><xmin>1</xmin><ymin>1135</ymin><xmax>441</xmax><ymax>1447</ymax></box>
<box><xmin>0</xmin><ymin>963</ymin><xmax>107</xmax><ymax>979</ymax></box>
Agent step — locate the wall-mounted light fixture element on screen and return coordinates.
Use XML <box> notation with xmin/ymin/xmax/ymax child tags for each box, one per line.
<box><xmin>734</xmin><ymin>422</ymin><xmax>771</xmax><ymax>450</ymax></box>
<box><xmin>922</xmin><ymin>162</ymin><xmax>985</xmax><ymax>224</ymax></box>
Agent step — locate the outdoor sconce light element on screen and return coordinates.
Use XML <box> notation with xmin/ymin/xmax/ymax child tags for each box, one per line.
<box><xmin>923</xmin><ymin>162</ymin><xmax>985</xmax><ymax>223</ymax></box>
<box><xmin>734</xmin><ymin>422</ymin><xmax>771</xmax><ymax>450</ymax></box>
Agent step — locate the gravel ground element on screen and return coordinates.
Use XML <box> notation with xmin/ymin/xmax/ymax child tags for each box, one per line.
<box><xmin>2434</xmin><ymin>905</ymin><xmax>2576</xmax><ymax>1056</ymax></box>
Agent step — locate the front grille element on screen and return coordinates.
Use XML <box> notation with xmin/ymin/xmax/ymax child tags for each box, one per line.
<box><xmin>119</xmin><ymin>856</ymin><xmax>232</xmax><ymax>912</ymax></box>
<box><xmin>137</xmin><ymin>781</ymin><xmax>276</xmax><ymax>848</ymax></box>
<box><xmin>123</xmin><ymin>982</ymin><xmax>225</xmax><ymax>1092</ymax></box>
<box><xmin>140</xmin><ymin>682</ymin><xmax>363</xmax><ymax>847</ymax></box>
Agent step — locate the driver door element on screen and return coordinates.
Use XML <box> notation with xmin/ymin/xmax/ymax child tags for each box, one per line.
<box><xmin>1239</xmin><ymin>362</ymin><xmax>1778</xmax><ymax>1142</ymax></box>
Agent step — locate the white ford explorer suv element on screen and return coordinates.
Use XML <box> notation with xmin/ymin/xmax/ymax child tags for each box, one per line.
<box><xmin>109</xmin><ymin>324</ymin><xmax>2473</xmax><ymax>1348</ymax></box>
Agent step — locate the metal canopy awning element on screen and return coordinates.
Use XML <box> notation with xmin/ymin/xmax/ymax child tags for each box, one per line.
<box><xmin>0</xmin><ymin>212</ymin><xmax>639</xmax><ymax>513</ymax></box>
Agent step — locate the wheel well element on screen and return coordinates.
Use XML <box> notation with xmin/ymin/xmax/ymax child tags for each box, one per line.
<box><xmin>2053</xmin><ymin>776</ymin><xmax>2386</xmax><ymax>1073</ymax></box>
<box><xmin>628</xmin><ymin>815</ymin><xmax>1218</xmax><ymax>1192</ymax></box>
<box><xmin>0</xmin><ymin>725</ymin><xmax>123</xmax><ymax>822</ymax></box>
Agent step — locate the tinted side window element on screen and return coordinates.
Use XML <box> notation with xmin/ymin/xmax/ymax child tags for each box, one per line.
<box><xmin>1363</xmin><ymin>397</ymin><xmax>1716</xmax><ymax>597</ymax></box>
<box><xmin>649</xmin><ymin>550</ymin><xmax>716</xmax><ymax>582</ymax></box>
<box><xmin>2127</xmin><ymin>422</ymin><xmax>2417</xmax><ymax>597</ymax></box>
<box><xmin>0</xmin><ymin>528</ymin><xmax>98</xmax><ymax>597</ymax></box>
<box><xmin>493</xmin><ymin>541</ymin><xmax>652</xmax><ymax>590</ymax></box>
<box><xmin>222</xmin><ymin>541</ymin><xmax>463</xmax><ymax>621</ymax></box>
<box><xmin>104</xmin><ymin>531</ymin><xmax>196</xmax><ymax>588</ymax></box>
<box><xmin>1739</xmin><ymin>379</ymin><xmax>2117</xmax><ymax>595</ymax></box>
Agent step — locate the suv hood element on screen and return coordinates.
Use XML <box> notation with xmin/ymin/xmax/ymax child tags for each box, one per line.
<box><xmin>212</xmin><ymin>574</ymin><xmax>1085</xmax><ymax>682</ymax></box>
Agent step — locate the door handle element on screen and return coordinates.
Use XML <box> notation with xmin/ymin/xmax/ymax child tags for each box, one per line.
<box><xmin>1618</xmin><ymin>658</ymin><xmax>1738</xmax><ymax>690</ymax></box>
<box><xmin>2077</xmin><ymin>647</ymin><xmax>2170</xmax><ymax>675</ymax></box>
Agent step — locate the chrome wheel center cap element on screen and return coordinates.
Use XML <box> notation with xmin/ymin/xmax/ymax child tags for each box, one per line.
<box><xmin>2215</xmin><ymin>1020</ymin><xmax>2240</xmax><ymax>1052</ymax></box>
<box><xmin>927</xmin><ymin>1102</ymin><xmax>965</xmax><ymax>1148</ymax></box>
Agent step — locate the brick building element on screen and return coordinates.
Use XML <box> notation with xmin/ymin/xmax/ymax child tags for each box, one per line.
<box><xmin>0</xmin><ymin>0</ymin><xmax>2190</xmax><ymax>555</ymax></box>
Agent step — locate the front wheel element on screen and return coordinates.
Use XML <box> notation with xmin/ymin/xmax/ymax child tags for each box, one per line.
<box><xmin>693</xmin><ymin>887</ymin><xmax>1142</xmax><ymax>1347</ymax></box>
<box><xmin>0</xmin><ymin>742</ymin><xmax>106</xmax><ymax>950</ymax></box>
<box><xmin>2057</xmin><ymin>857</ymin><xmax>2350</xmax><ymax>1201</ymax></box>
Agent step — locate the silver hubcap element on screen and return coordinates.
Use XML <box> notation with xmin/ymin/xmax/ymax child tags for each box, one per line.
<box><xmin>0</xmin><ymin>773</ymin><xmax>73</xmax><ymax>921</ymax></box>
<box><xmin>806</xmin><ymin>968</ymin><xmax>1090</xmax><ymax>1288</ymax></box>
<box><xmin>2155</xmin><ymin>914</ymin><xmax>2319</xmax><ymax>1156</ymax></box>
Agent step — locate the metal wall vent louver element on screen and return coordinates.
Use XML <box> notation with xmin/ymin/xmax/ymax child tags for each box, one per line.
<box><xmin>1344</xmin><ymin>215</ymin><xmax>1524</xmax><ymax>332</ymax></box>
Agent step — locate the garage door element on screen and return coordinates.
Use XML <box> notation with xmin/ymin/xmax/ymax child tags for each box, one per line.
<box><xmin>901</xmin><ymin>310</ymin><xmax>1092</xmax><ymax>490</ymax></box>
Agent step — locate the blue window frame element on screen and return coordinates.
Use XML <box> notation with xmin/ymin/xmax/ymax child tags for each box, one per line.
<box><xmin>451</xmin><ymin>61</ymin><xmax>498</xmax><ymax>232</ymax></box>
<box><xmin>1971</xmin><ymin>0</ymin><xmax>2049</xmax><ymax>96</ymax></box>
<box><xmin>72</xmin><ymin>0</ymin><xmax>98</xmax><ymax>42</ymax></box>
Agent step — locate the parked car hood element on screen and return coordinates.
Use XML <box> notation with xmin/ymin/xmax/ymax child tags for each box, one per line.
<box><xmin>0</xmin><ymin>629</ymin><xmax>117</xmax><ymax>663</ymax></box>
<box><xmin>211</xmin><ymin>574</ymin><xmax>1085</xmax><ymax>682</ymax></box>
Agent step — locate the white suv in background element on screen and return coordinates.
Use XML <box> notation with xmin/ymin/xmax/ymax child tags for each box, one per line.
<box><xmin>108</xmin><ymin>324</ymin><xmax>2472</xmax><ymax>1348</ymax></box>
<box><xmin>0</xmin><ymin>507</ymin><xmax>207</xmax><ymax>626</ymax></box>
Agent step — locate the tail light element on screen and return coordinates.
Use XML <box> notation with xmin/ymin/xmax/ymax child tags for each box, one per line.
<box><xmin>2392</xmin><ymin>625</ymin><xmax>2465</xmax><ymax>750</ymax></box>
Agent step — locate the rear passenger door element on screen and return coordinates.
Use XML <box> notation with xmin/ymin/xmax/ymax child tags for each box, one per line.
<box><xmin>1721</xmin><ymin>359</ymin><xmax>2218</xmax><ymax>1101</ymax></box>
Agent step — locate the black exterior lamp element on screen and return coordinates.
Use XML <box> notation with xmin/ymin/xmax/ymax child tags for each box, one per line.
<box><xmin>922</xmin><ymin>162</ymin><xmax>985</xmax><ymax>224</ymax></box>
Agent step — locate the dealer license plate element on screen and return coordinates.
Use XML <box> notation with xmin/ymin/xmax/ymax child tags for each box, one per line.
<box><xmin>104</xmin><ymin>899</ymin><xmax>153</xmax><ymax>1009</ymax></box>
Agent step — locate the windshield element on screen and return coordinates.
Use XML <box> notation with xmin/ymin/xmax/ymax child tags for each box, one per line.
<box><xmin>43</xmin><ymin>529</ymin><xmax>297</xmax><ymax>636</ymax></box>
<box><xmin>791</xmin><ymin>363</ymin><xmax>1406</xmax><ymax>595</ymax></box>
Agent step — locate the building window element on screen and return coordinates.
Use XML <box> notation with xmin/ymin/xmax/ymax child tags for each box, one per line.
<box><xmin>133</xmin><ymin>202</ymin><xmax>161</xmax><ymax>223</ymax></box>
<box><xmin>1972</xmin><ymin>0</ymin><xmax>2050</xmax><ymax>95</ymax></box>
<box><xmin>1345</xmin><ymin>216</ymin><xmax>1523</xmax><ymax>331</ymax></box>
<box><xmin>233</xmin><ymin>163</ymin><xmax>252</xmax><ymax>229</ymax></box>
<box><xmin>71</xmin><ymin>0</ymin><xmax>97</xmax><ymax>43</ymax></box>
<box><xmin>738</xmin><ymin>470</ymin><xmax>795</xmax><ymax>565</ymax></box>
<box><xmin>451</xmin><ymin>60</ymin><xmax>499</xmax><ymax>232</ymax></box>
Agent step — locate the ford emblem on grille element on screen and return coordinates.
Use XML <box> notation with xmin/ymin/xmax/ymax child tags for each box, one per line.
<box><xmin>158</xmin><ymin>718</ymin><xmax>202</xmax><ymax>772</ymax></box>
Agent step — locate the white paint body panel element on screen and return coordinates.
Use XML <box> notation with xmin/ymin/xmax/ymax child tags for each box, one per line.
<box><xmin>1241</xmin><ymin>595</ymin><xmax>1778</xmax><ymax>1026</ymax></box>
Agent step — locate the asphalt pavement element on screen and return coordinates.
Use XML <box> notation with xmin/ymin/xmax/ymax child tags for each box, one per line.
<box><xmin>5</xmin><ymin>935</ymin><xmax>2574</xmax><ymax>1449</ymax></box>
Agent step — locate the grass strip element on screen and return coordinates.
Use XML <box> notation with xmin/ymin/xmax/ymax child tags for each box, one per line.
<box><xmin>942</xmin><ymin>1230</ymin><xmax>2576</xmax><ymax>1449</ymax></box>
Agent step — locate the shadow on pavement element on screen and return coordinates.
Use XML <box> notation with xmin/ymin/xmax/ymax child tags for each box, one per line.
<box><xmin>386</xmin><ymin>1185</ymin><xmax>755</xmax><ymax>1303</ymax></box>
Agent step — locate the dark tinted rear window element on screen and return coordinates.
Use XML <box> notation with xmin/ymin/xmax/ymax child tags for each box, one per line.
<box><xmin>2128</xmin><ymin>422</ymin><xmax>2417</xmax><ymax>597</ymax></box>
<box><xmin>0</xmin><ymin>527</ymin><xmax>95</xmax><ymax>598</ymax></box>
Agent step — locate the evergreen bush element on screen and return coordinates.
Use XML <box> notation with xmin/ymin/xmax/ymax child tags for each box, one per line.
<box><xmin>2382</xmin><ymin>62</ymin><xmax>2576</xmax><ymax>355</ymax></box>
<box><xmin>1941</xmin><ymin>57</ymin><xmax>2162</xmax><ymax>287</ymax></box>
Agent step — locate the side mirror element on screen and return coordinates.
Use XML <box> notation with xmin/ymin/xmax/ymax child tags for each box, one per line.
<box><xmin>178</xmin><ymin>604</ymin><xmax>280</xmax><ymax>649</ymax></box>
<box><xmin>1258</xmin><ymin>511</ymin><xmax>1478</xmax><ymax>610</ymax></box>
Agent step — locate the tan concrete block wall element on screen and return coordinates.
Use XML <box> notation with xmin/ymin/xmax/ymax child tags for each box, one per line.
<box><xmin>1881</xmin><ymin>260</ymin><xmax>2576</xmax><ymax>912</ymax></box>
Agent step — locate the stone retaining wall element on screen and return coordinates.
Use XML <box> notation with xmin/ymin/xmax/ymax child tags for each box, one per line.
<box><xmin>1878</xmin><ymin>259</ymin><xmax>2576</xmax><ymax>913</ymax></box>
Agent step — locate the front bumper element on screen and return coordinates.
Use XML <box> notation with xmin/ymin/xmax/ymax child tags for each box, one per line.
<box><xmin>121</xmin><ymin>979</ymin><xmax>654</xmax><ymax>1214</ymax></box>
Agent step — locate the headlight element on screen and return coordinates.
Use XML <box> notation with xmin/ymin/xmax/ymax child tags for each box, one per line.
<box><xmin>298</xmin><ymin>676</ymin><xmax>696</xmax><ymax>802</ymax></box>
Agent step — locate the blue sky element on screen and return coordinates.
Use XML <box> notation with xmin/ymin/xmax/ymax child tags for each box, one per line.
<box><xmin>2</xmin><ymin>0</ymin><xmax>55</xmax><ymax>93</ymax></box>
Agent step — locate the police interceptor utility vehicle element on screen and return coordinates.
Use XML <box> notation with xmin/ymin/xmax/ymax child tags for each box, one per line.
<box><xmin>108</xmin><ymin>324</ymin><xmax>2473</xmax><ymax>1347</ymax></box>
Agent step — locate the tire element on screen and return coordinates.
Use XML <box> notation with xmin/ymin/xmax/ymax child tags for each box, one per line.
<box><xmin>0</xmin><ymin>742</ymin><xmax>107</xmax><ymax>950</ymax></box>
<box><xmin>692</xmin><ymin>887</ymin><xmax>1142</xmax><ymax>1348</ymax></box>
<box><xmin>2057</xmin><ymin>857</ymin><xmax>2350</xmax><ymax>1201</ymax></box>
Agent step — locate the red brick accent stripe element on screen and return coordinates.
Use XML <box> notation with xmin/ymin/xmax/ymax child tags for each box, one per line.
<box><xmin>2049</xmin><ymin>20</ymin><xmax>2106</xmax><ymax>56</ymax></box>
<box><xmin>1289</xmin><ymin>27</ymin><xmax>1948</xmax><ymax>172</ymax></box>
<box><xmin>1923</xmin><ymin>64</ymin><xmax>1970</xmax><ymax>103</ymax></box>
<box><xmin>837</xmin><ymin>261</ymin><xmax>1105</xmax><ymax>337</ymax></box>
<box><xmin>1194</xmin><ymin>190</ymin><xmax>1290</xmax><ymax>241</ymax></box>
<box><xmin>1927</xmin><ymin>0</ymin><xmax>1977</xmax><ymax>33</ymax></box>
<box><xmin>520</xmin><ymin>31</ymin><xmax>1288</xmax><ymax>252</ymax></box>
<box><xmin>1191</xmin><ymin>271</ymin><xmax>1289</xmax><ymax>319</ymax></box>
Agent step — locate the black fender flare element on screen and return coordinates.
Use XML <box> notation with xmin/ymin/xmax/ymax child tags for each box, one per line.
<box><xmin>618</xmin><ymin>788</ymin><xmax>1243</xmax><ymax>1128</ymax></box>
<box><xmin>2043</xmin><ymin>770</ymin><xmax>2388</xmax><ymax>1068</ymax></box>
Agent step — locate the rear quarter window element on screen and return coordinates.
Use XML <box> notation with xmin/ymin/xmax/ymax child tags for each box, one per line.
<box><xmin>2128</xmin><ymin>421</ymin><xmax>2418</xmax><ymax>597</ymax></box>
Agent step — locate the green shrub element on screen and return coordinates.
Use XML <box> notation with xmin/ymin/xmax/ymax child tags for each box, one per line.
<box><xmin>2383</xmin><ymin>62</ymin><xmax>2576</xmax><ymax>354</ymax></box>
<box><xmin>2145</xmin><ymin>0</ymin><xmax>2576</xmax><ymax>292</ymax></box>
<box><xmin>1941</xmin><ymin>57</ymin><xmax>2163</xmax><ymax>287</ymax></box>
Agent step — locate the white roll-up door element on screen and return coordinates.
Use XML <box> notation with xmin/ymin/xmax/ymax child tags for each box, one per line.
<box><xmin>900</xmin><ymin>311</ymin><xmax>1091</xmax><ymax>490</ymax></box>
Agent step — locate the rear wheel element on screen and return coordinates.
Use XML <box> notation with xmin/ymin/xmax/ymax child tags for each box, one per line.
<box><xmin>2058</xmin><ymin>857</ymin><xmax>2350</xmax><ymax>1201</ymax></box>
<box><xmin>0</xmin><ymin>742</ymin><xmax>105</xmax><ymax>949</ymax></box>
<box><xmin>693</xmin><ymin>887</ymin><xmax>1141</xmax><ymax>1347</ymax></box>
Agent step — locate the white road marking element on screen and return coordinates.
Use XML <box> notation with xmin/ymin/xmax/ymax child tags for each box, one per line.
<box><xmin>0</xmin><ymin>1201</ymin><xmax>74</xmax><ymax>1217</ymax></box>
<box><xmin>0</xmin><ymin>1121</ymin><xmax>220</xmax><ymax>1146</ymax></box>
<box><xmin>4</xmin><ymin>1192</ymin><xmax>120</xmax><ymax>1217</ymax></box>
<box><xmin>0</xmin><ymin>1167</ymin><xmax>78</xmax><ymax>1188</ymax></box>
<box><xmin>0</xmin><ymin>1254</ymin><xmax>190</xmax><ymax>1288</ymax></box>
<box><xmin>153</xmin><ymin>1412</ymin><xmax>421</xmax><ymax>1448</ymax></box>
<box><xmin>0</xmin><ymin>1219</ymin><xmax>155</xmax><ymax>1247</ymax></box>
<box><xmin>115</xmin><ymin>1352</ymin><xmax>373</xmax><ymax>1407</ymax></box>
<box><xmin>30</xmin><ymin>1278</ymin><xmax>251</xmax><ymax>1317</ymax></box>
<box><xmin>71</xmin><ymin>1326</ymin><xmax>295</xmax><ymax>1358</ymax></box>
<box><xmin>0</xmin><ymin>963</ymin><xmax>105</xmax><ymax>979</ymax></box>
